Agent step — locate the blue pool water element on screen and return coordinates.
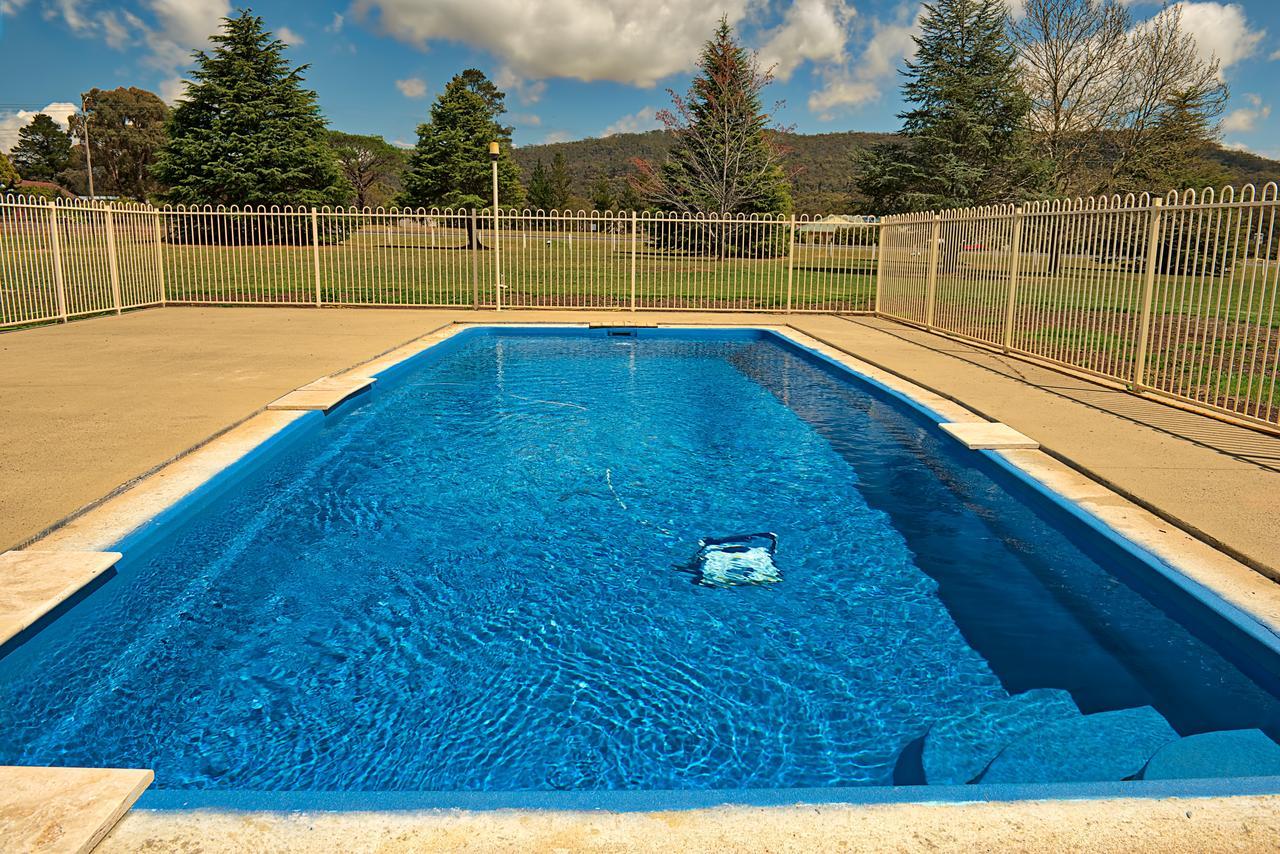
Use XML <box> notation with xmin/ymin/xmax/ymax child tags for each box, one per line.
<box><xmin>2</xmin><ymin>328</ymin><xmax>1280</xmax><ymax>796</ymax></box>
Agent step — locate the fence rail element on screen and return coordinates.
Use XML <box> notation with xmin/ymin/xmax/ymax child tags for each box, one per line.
<box><xmin>2</xmin><ymin>189</ymin><xmax>1278</xmax><ymax>429</ymax></box>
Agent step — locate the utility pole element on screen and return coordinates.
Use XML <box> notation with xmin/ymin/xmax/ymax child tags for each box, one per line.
<box><xmin>82</xmin><ymin>93</ymin><xmax>96</xmax><ymax>200</ymax></box>
<box><xmin>490</xmin><ymin>140</ymin><xmax>502</xmax><ymax>311</ymax></box>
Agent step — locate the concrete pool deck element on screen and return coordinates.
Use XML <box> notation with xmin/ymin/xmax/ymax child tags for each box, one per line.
<box><xmin>5</xmin><ymin>306</ymin><xmax>1280</xmax><ymax>850</ymax></box>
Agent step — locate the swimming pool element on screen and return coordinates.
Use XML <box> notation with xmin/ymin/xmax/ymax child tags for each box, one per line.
<box><xmin>3</xmin><ymin>326</ymin><xmax>1280</xmax><ymax>807</ymax></box>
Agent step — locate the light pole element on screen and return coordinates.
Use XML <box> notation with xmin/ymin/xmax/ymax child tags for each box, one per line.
<box><xmin>489</xmin><ymin>140</ymin><xmax>502</xmax><ymax>311</ymax></box>
<box><xmin>81</xmin><ymin>94</ymin><xmax>95</xmax><ymax>200</ymax></box>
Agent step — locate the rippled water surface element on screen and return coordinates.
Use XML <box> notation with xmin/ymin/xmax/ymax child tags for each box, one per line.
<box><xmin>2</xmin><ymin>329</ymin><xmax>1278</xmax><ymax>792</ymax></box>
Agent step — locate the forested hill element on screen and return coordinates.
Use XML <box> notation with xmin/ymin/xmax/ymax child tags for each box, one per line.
<box><xmin>513</xmin><ymin>129</ymin><xmax>1280</xmax><ymax>214</ymax></box>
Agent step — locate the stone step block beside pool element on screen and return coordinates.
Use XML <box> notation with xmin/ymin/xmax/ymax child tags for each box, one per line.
<box><xmin>266</xmin><ymin>376</ymin><xmax>376</xmax><ymax>412</ymax></box>
<box><xmin>0</xmin><ymin>551</ymin><xmax>122</xmax><ymax>647</ymax></box>
<box><xmin>980</xmin><ymin>706</ymin><xmax>1178</xmax><ymax>784</ymax></box>
<box><xmin>922</xmin><ymin>689</ymin><xmax>1080</xmax><ymax>785</ymax></box>
<box><xmin>0</xmin><ymin>765</ymin><xmax>152</xmax><ymax>854</ymax></box>
<box><xmin>939</xmin><ymin>422</ymin><xmax>1040</xmax><ymax>450</ymax></box>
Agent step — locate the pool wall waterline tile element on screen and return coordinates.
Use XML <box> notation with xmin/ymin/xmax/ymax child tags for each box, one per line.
<box><xmin>0</xmin><ymin>551</ymin><xmax>122</xmax><ymax>646</ymax></box>
<box><xmin>0</xmin><ymin>765</ymin><xmax>152</xmax><ymax>854</ymax></box>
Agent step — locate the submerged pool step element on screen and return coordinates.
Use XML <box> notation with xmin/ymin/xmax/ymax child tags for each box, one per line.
<box><xmin>266</xmin><ymin>376</ymin><xmax>376</xmax><ymax>412</ymax></box>
<box><xmin>922</xmin><ymin>689</ymin><xmax>1080</xmax><ymax>785</ymax></box>
<box><xmin>980</xmin><ymin>706</ymin><xmax>1178</xmax><ymax>784</ymax></box>
<box><xmin>1141</xmin><ymin>729</ymin><xmax>1280</xmax><ymax>780</ymax></box>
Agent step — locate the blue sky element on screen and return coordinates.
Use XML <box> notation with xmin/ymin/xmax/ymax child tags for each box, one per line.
<box><xmin>2</xmin><ymin>0</ymin><xmax>1279</xmax><ymax>157</ymax></box>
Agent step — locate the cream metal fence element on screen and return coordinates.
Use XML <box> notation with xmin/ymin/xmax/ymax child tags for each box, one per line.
<box><xmin>2</xmin><ymin>188</ymin><xmax>1278</xmax><ymax>429</ymax></box>
<box><xmin>878</xmin><ymin>184</ymin><xmax>1280</xmax><ymax>429</ymax></box>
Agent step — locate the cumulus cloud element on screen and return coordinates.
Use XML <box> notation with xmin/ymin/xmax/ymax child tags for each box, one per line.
<box><xmin>37</xmin><ymin>0</ymin><xmax>230</xmax><ymax>83</ymax></box>
<box><xmin>602</xmin><ymin>106</ymin><xmax>660</xmax><ymax>137</ymax></box>
<box><xmin>1153</xmin><ymin>2</ymin><xmax>1263</xmax><ymax>73</ymax></box>
<box><xmin>809</xmin><ymin>10</ymin><xmax>920</xmax><ymax>118</ymax></box>
<box><xmin>1222</xmin><ymin>93</ymin><xmax>1270</xmax><ymax>133</ymax></box>
<box><xmin>395</xmin><ymin>77</ymin><xmax>428</xmax><ymax>99</ymax></box>
<box><xmin>276</xmin><ymin>25</ymin><xmax>304</xmax><ymax>45</ymax></box>
<box><xmin>0</xmin><ymin>102</ymin><xmax>78</xmax><ymax>153</ymax></box>
<box><xmin>494</xmin><ymin>67</ymin><xmax>547</xmax><ymax>105</ymax></box>
<box><xmin>757</xmin><ymin>0</ymin><xmax>854</xmax><ymax>82</ymax></box>
<box><xmin>351</xmin><ymin>0</ymin><xmax>752</xmax><ymax>87</ymax></box>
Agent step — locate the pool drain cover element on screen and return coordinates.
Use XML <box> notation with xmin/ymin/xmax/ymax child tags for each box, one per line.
<box><xmin>684</xmin><ymin>532</ymin><xmax>780</xmax><ymax>588</ymax></box>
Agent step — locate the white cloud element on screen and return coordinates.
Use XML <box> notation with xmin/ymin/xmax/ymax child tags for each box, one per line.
<box><xmin>395</xmin><ymin>77</ymin><xmax>428</xmax><ymax>99</ymax></box>
<box><xmin>37</xmin><ymin>0</ymin><xmax>229</xmax><ymax>81</ymax></box>
<box><xmin>158</xmin><ymin>76</ymin><xmax>188</xmax><ymax>104</ymax></box>
<box><xmin>1152</xmin><ymin>2</ymin><xmax>1263</xmax><ymax>73</ymax></box>
<box><xmin>542</xmin><ymin>130</ymin><xmax>573</xmax><ymax>144</ymax></box>
<box><xmin>276</xmin><ymin>25</ymin><xmax>304</xmax><ymax>45</ymax></box>
<box><xmin>493</xmin><ymin>66</ymin><xmax>547</xmax><ymax>105</ymax></box>
<box><xmin>1222</xmin><ymin>93</ymin><xmax>1270</xmax><ymax>133</ymax></box>
<box><xmin>757</xmin><ymin>0</ymin><xmax>854</xmax><ymax>81</ymax></box>
<box><xmin>351</xmin><ymin>0</ymin><xmax>752</xmax><ymax>87</ymax></box>
<box><xmin>0</xmin><ymin>0</ymin><xmax>30</xmax><ymax>16</ymax></box>
<box><xmin>809</xmin><ymin>10</ymin><xmax>920</xmax><ymax>118</ymax></box>
<box><xmin>602</xmin><ymin>106</ymin><xmax>660</xmax><ymax>137</ymax></box>
<box><xmin>508</xmin><ymin>112</ymin><xmax>542</xmax><ymax>127</ymax></box>
<box><xmin>325</xmin><ymin>12</ymin><xmax>344</xmax><ymax>34</ymax></box>
<box><xmin>0</xmin><ymin>102</ymin><xmax>78</xmax><ymax>153</ymax></box>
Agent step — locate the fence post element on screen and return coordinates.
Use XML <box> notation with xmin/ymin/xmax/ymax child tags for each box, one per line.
<box><xmin>103</xmin><ymin>204</ymin><xmax>122</xmax><ymax>314</ymax></box>
<box><xmin>1001</xmin><ymin>206</ymin><xmax>1025</xmax><ymax>352</ymax></box>
<box><xmin>924</xmin><ymin>213</ymin><xmax>941</xmax><ymax>329</ymax></box>
<box><xmin>873</xmin><ymin>220</ymin><xmax>887</xmax><ymax>315</ymax></box>
<box><xmin>47</xmin><ymin>202</ymin><xmax>68</xmax><ymax>322</ymax></box>
<box><xmin>470</xmin><ymin>209</ymin><xmax>480</xmax><ymax>309</ymax></box>
<box><xmin>493</xmin><ymin>206</ymin><xmax>503</xmax><ymax>312</ymax></box>
<box><xmin>153</xmin><ymin>209</ymin><xmax>167</xmax><ymax>305</ymax></box>
<box><xmin>1132</xmin><ymin>197</ymin><xmax>1164</xmax><ymax>390</ymax></box>
<box><xmin>785</xmin><ymin>215</ymin><xmax>797</xmax><ymax>314</ymax></box>
<box><xmin>629</xmin><ymin>210</ymin><xmax>638</xmax><ymax>312</ymax></box>
<box><xmin>310</xmin><ymin>207</ymin><xmax>322</xmax><ymax>307</ymax></box>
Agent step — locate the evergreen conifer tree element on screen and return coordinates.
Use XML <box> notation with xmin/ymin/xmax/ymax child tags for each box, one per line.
<box><xmin>151</xmin><ymin>11</ymin><xmax>346</xmax><ymax>208</ymax></box>
<box><xmin>856</xmin><ymin>0</ymin><xmax>1040</xmax><ymax>212</ymax></box>
<box><xmin>633</xmin><ymin>18</ymin><xmax>790</xmax><ymax>216</ymax></box>
<box><xmin>11</xmin><ymin>114</ymin><xmax>73</xmax><ymax>182</ymax></box>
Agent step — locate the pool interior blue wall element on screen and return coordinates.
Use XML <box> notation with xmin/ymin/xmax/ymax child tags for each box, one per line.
<box><xmin>4</xmin><ymin>325</ymin><xmax>1280</xmax><ymax>810</ymax></box>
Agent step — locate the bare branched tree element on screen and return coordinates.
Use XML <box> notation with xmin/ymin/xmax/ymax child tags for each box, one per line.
<box><xmin>1013</xmin><ymin>0</ymin><xmax>1227</xmax><ymax>196</ymax></box>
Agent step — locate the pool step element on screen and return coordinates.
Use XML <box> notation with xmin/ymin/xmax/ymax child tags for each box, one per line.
<box><xmin>922</xmin><ymin>689</ymin><xmax>1079</xmax><ymax>785</ymax></box>
<box><xmin>0</xmin><ymin>550</ymin><xmax>122</xmax><ymax>647</ymax></box>
<box><xmin>980</xmin><ymin>706</ymin><xmax>1178</xmax><ymax>784</ymax></box>
<box><xmin>266</xmin><ymin>376</ymin><xmax>376</xmax><ymax>412</ymax></box>
<box><xmin>0</xmin><ymin>765</ymin><xmax>152</xmax><ymax>853</ymax></box>
<box><xmin>1141</xmin><ymin>729</ymin><xmax>1280</xmax><ymax>780</ymax></box>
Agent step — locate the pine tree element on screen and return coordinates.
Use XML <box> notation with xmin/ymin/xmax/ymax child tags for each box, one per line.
<box><xmin>548</xmin><ymin>153</ymin><xmax>573</xmax><ymax>210</ymax></box>
<box><xmin>589</xmin><ymin>176</ymin><xmax>616</xmax><ymax>212</ymax></box>
<box><xmin>399</xmin><ymin>69</ymin><xmax>525</xmax><ymax>214</ymax></box>
<box><xmin>151</xmin><ymin>11</ymin><xmax>346</xmax><ymax>208</ymax></box>
<box><xmin>527</xmin><ymin>159</ymin><xmax>554</xmax><ymax>210</ymax></box>
<box><xmin>632</xmin><ymin>18</ymin><xmax>791</xmax><ymax>216</ymax></box>
<box><xmin>11</xmin><ymin>114</ymin><xmax>72</xmax><ymax>182</ymax></box>
<box><xmin>856</xmin><ymin>0</ymin><xmax>1040</xmax><ymax>212</ymax></box>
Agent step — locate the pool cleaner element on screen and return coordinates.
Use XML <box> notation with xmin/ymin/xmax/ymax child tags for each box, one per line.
<box><xmin>684</xmin><ymin>532</ymin><xmax>780</xmax><ymax>588</ymax></box>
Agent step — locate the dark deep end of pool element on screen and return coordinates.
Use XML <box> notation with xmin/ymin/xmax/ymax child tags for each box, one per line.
<box><xmin>3</xmin><ymin>327</ymin><xmax>1280</xmax><ymax>799</ymax></box>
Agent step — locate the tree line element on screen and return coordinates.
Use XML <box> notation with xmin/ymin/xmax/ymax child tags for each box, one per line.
<box><xmin>0</xmin><ymin>1</ymin><xmax>1252</xmax><ymax>218</ymax></box>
